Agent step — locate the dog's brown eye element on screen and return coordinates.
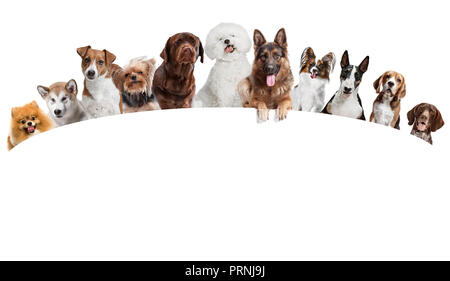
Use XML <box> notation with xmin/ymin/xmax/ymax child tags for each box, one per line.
<box><xmin>21</xmin><ymin>120</ymin><xmax>26</xmax><ymax>124</ymax></box>
<box><xmin>125</xmin><ymin>73</ymin><xmax>129</xmax><ymax>78</ymax></box>
<box><xmin>397</xmin><ymin>79</ymin><xmax>401</xmax><ymax>83</ymax></box>
<box><xmin>62</xmin><ymin>97</ymin><xmax>67</xmax><ymax>102</ymax></box>
<box><xmin>138</xmin><ymin>71</ymin><xmax>143</xmax><ymax>75</ymax></box>
<box><xmin>51</xmin><ymin>98</ymin><xmax>56</xmax><ymax>103</ymax></box>
<box><xmin>84</xmin><ymin>58</ymin><xmax>90</xmax><ymax>64</ymax></box>
<box><xmin>97</xmin><ymin>60</ymin><xmax>104</xmax><ymax>65</ymax></box>
<box><xmin>31</xmin><ymin>116</ymin><xmax>35</xmax><ymax>120</ymax></box>
<box><xmin>260</xmin><ymin>55</ymin><xmax>266</xmax><ymax>61</ymax></box>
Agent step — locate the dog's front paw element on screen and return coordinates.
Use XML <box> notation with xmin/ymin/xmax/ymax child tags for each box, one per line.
<box><xmin>257</xmin><ymin>108</ymin><xmax>269</xmax><ymax>121</ymax></box>
<box><xmin>277</xmin><ymin>107</ymin><xmax>289</xmax><ymax>121</ymax></box>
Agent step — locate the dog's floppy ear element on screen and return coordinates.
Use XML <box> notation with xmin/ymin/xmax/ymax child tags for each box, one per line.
<box><xmin>274</xmin><ymin>28</ymin><xmax>287</xmax><ymax>49</ymax></box>
<box><xmin>322</xmin><ymin>52</ymin><xmax>336</xmax><ymax>72</ymax></box>
<box><xmin>397</xmin><ymin>76</ymin><xmax>406</xmax><ymax>99</ymax></box>
<box><xmin>160</xmin><ymin>36</ymin><xmax>172</xmax><ymax>62</ymax></box>
<box><xmin>340</xmin><ymin>50</ymin><xmax>349</xmax><ymax>68</ymax></box>
<box><xmin>198</xmin><ymin>37</ymin><xmax>204</xmax><ymax>63</ymax></box>
<box><xmin>407</xmin><ymin>104</ymin><xmax>421</xmax><ymax>126</ymax></box>
<box><xmin>300</xmin><ymin>47</ymin><xmax>315</xmax><ymax>69</ymax></box>
<box><xmin>37</xmin><ymin>85</ymin><xmax>50</xmax><ymax>98</ymax></box>
<box><xmin>431</xmin><ymin>106</ymin><xmax>444</xmax><ymax>132</ymax></box>
<box><xmin>77</xmin><ymin>45</ymin><xmax>91</xmax><ymax>58</ymax></box>
<box><xmin>359</xmin><ymin>56</ymin><xmax>370</xmax><ymax>73</ymax></box>
<box><xmin>253</xmin><ymin>29</ymin><xmax>266</xmax><ymax>50</ymax></box>
<box><xmin>373</xmin><ymin>73</ymin><xmax>384</xmax><ymax>94</ymax></box>
<box><xmin>65</xmin><ymin>79</ymin><xmax>78</xmax><ymax>95</ymax></box>
<box><xmin>103</xmin><ymin>49</ymin><xmax>116</xmax><ymax>65</ymax></box>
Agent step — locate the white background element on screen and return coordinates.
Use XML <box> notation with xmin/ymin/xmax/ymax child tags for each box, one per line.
<box><xmin>0</xmin><ymin>0</ymin><xmax>449</xmax><ymax>260</ymax></box>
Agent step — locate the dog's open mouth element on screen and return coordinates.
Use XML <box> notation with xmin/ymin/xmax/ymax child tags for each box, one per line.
<box><xmin>417</xmin><ymin>121</ymin><xmax>427</xmax><ymax>131</ymax></box>
<box><xmin>266</xmin><ymin>74</ymin><xmax>277</xmax><ymax>87</ymax></box>
<box><xmin>343</xmin><ymin>91</ymin><xmax>352</xmax><ymax>98</ymax></box>
<box><xmin>225</xmin><ymin>45</ymin><xmax>235</xmax><ymax>54</ymax></box>
<box><xmin>386</xmin><ymin>88</ymin><xmax>392</xmax><ymax>95</ymax></box>
<box><xmin>25</xmin><ymin>126</ymin><xmax>36</xmax><ymax>134</ymax></box>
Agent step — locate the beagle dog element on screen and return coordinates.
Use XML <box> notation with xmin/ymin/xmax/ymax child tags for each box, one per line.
<box><xmin>407</xmin><ymin>103</ymin><xmax>444</xmax><ymax>144</ymax></box>
<box><xmin>370</xmin><ymin>71</ymin><xmax>406</xmax><ymax>129</ymax></box>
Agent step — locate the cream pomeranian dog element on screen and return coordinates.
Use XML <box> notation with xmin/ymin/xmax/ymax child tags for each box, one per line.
<box><xmin>194</xmin><ymin>23</ymin><xmax>252</xmax><ymax>107</ymax></box>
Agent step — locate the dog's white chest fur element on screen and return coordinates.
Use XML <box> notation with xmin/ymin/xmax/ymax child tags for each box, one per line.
<box><xmin>330</xmin><ymin>92</ymin><xmax>362</xmax><ymax>119</ymax></box>
<box><xmin>373</xmin><ymin>97</ymin><xmax>394</xmax><ymax>126</ymax></box>
<box><xmin>83</xmin><ymin>75</ymin><xmax>120</xmax><ymax>117</ymax></box>
<box><xmin>196</xmin><ymin>57</ymin><xmax>251</xmax><ymax>107</ymax></box>
<box><xmin>292</xmin><ymin>73</ymin><xmax>327</xmax><ymax>112</ymax></box>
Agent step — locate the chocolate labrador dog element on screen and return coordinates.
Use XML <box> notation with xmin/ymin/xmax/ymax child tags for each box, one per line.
<box><xmin>152</xmin><ymin>32</ymin><xmax>204</xmax><ymax>109</ymax></box>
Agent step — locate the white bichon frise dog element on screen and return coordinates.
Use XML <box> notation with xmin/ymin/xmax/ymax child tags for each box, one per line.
<box><xmin>194</xmin><ymin>23</ymin><xmax>252</xmax><ymax>107</ymax></box>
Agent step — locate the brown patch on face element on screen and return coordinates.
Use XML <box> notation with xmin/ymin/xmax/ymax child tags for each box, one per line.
<box><xmin>373</xmin><ymin>71</ymin><xmax>406</xmax><ymax>99</ymax></box>
<box><xmin>77</xmin><ymin>46</ymin><xmax>117</xmax><ymax>78</ymax></box>
<box><xmin>38</xmin><ymin>80</ymin><xmax>78</xmax><ymax>101</ymax></box>
<box><xmin>300</xmin><ymin>47</ymin><xmax>316</xmax><ymax>74</ymax></box>
<box><xmin>407</xmin><ymin>103</ymin><xmax>444</xmax><ymax>132</ymax></box>
<box><xmin>160</xmin><ymin>33</ymin><xmax>204</xmax><ymax>64</ymax></box>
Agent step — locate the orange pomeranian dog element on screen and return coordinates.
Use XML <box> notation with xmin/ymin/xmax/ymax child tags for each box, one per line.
<box><xmin>7</xmin><ymin>101</ymin><xmax>53</xmax><ymax>151</ymax></box>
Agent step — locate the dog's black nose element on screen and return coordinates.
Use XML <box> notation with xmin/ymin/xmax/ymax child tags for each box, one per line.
<box><xmin>344</xmin><ymin>87</ymin><xmax>352</xmax><ymax>92</ymax></box>
<box><xmin>131</xmin><ymin>75</ymin><xmax>137</xmax><ymax>81</ymax></box>
<box><xmin>224</xmin><ymin>39</ymin><xmax>230</xmax><ymax>45</ymax></box>
<box><xmin>87</xmin><ymin>70</ymin><xmax>95</xmax><ymax>77</ymax></box>
<box><xmin>388</xmin><ymin>81</ymin><xmax>394</xmax><ymax>87</ymax></box>
<box><xmin>54</xmin><ymin>109</ymin><xmax>62</xmax><ymax>115</ymax></box>
<box><xmin>27</xmin><ymin>121</ymin><xmax>32</xmax><ymax>126</ymax></box>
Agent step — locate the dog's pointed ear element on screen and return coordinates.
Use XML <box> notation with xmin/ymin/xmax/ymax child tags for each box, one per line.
<box><xmin>373</xmin><ymin>73</ymin><xmax>384</xmax><ymax>94</ymax></box>
<box><xmin>359</xmin><ymin>56</ymin><xmax>370</xmax><ymax>73</ymax></box>
<box><xmin>300</xmin><ymin>47</ymin><xmax>315</xmax><ymax>69</ymax></box>
<box><xmin>30</xmin><ymin>100</ymin><xmax>39</xmax><ymax>108</ymax></box>
<box><xmin>37</xmin><ymin>85</ymin><xmax>50</xmax><ymax>98</ymax></box>
<box><xmin>407</xmin><ymin>104</ymin><xmax>421</xmax><ymax>126</ymax></box>
<box><xmin>322</xmin><ymin>52</ymin><xmax>336</xmax><ymax>72</ymax></box>
<box><xmin>77</xmin><ymin>45</ymin><xmax>91</xmax><ymax>58</ymax></box>
<box><xmin>274</xmin><ymin>28</ymin><xmax>287</xmax><ymax>48</ymax></box>
<box><xmin>431</xmin><ymin>106</ymin><xmax>444</xmax><ymax>132</ymax></box>
<box><xmin>103</xmin><ymin>49</ymin><xmax>116</xmax><ymax>65</ymax></box>
<box><xmin>198</xmin><ymin>38</ymin><xmax>204</xmax><ymax>63</ymax></box>
<box><xmin>160</xmin><ymin>36</ymin><xmax>171</xmax><ymax>62</ymax></box>
<box><xmin>65</xmin><ymin>79</ymin><xmax>78</xmax><ymax>95</ymax></box>
<box><xmin>340</xmin><ymin>50</ymin><xmax>349</xmax><ymax>68</ymax></box>
<box><xmin>253</xmin><ymin>29</ymin><xmax>266</xmax><ymax>50</ymax></box>
<box><xmin>11</xmin><ymin>107</ymin><xmax>17</xmax><ymax>118</ymax></box>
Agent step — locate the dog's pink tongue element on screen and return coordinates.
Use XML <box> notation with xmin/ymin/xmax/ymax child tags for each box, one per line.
<box><xmin>225</xmin><ymin>46</ymin><xmax>233</xmax><ymax>53</ymax></box>
<box><xmin>418</xmin><ymin>123</ymin><xmax>426</xmax><ymax>131</ymax></box>
<box><xmin>311</xmin><ymin>73</ymin><xmax>317</xmax><ymax>79</ymax></box>
<box><xmin>27</xmin><ymin>127</ymin><xmax>35</xmax><ymax>133</ymax></box>
<box><xmin>266</xmin><ymin>74</ymin><xmax>276</xmax><ymax>87</ymax></box>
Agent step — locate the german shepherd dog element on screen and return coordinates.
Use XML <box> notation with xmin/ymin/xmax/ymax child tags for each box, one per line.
<box><xmin>321</xmin><ymin>50</ymin><xmax>369</xmax><ymax>120</ymax></box>
<box><xmin>238</xmin><ymin>28</ymin><xmax>294</xmax><ymax>121</ymax></box>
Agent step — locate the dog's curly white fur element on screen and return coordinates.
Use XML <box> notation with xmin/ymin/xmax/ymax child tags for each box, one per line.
<box><xmin>194</xmin><ymin>23</ymin><xmax>252</xmax><ymax>107</ymax></box>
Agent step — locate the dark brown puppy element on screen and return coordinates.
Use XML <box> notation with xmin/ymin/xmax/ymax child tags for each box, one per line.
<box><xmin>238</xmin><ymin>28</ymin><xmax>293</xmax><ymax>121</ymax></box>
<box><xmin>407</xmin><ymin>103</ymin><xmax>444</xmax><ymax>145</ymax></box>
<box><xmin>152</xmin><ymin>32</ymin><xmax>204</xmax><ymax>109</ymax></box>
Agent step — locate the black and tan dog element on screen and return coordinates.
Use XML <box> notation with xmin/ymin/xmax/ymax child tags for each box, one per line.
<box><xmin>238</xmin><ymin>28</ymin><xmax>293</xmax><ymax>121</ymax></box>
<box><xmin>407</xmin><ymin>103</ymin><xmax>444</xmax><ymax>144</ymax></box>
